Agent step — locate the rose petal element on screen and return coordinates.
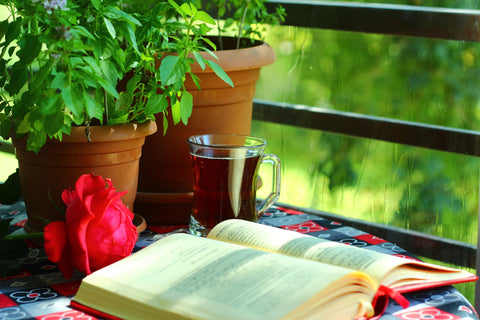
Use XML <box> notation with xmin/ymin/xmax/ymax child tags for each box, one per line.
<box><xmin>57</xmin><ymin>247</ymin><xmax>74</xmax><ymax>280</ymax></box>
<box><xmin>61</xmin><ymin>187</ymin><xmax>77</xmax><ymax>206</ymax></box>
<box><xmin>66</xmin><ymin>211</ymin><xmax>94</xmax><ymax>275</ymax></box>
<box><xmin>75</xmin><ymin>173</ymin><xmax>107</xmax><ymax>201</ymax></box>
<box><xmin>44</xmin><ymin>221</ymin><xmax>67</xmax><ymax>263</ymax></box>
<box><xmin>44</xmin><ymin>221</ymin><xmax>74</xmax><ymax>279</ymax></box>
<box><xmin>89</xmin><ymin>189</ymin><xmax>115</xmax><ymax>222</ymax></box>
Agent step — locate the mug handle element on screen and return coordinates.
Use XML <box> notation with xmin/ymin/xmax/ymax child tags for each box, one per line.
<box><xmin>257</xmin><ymin>154</ymin><xmax>281</xmax><ymax>218</ymax></box>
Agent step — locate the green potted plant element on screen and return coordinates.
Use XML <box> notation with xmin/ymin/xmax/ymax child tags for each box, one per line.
<box><xmin>0</xmin><ymin>0</ymin><xmax>229</xmax><ymax>232</ymax></box>
<box><xmin>135</xmin><ymin>0</ymin><xmax>285</xmax><ymax>224</ymax></box>
<box><xmin>207</xmin><ymin>0</ymin><xmax>286</xmax><ymax>50</ymax></box>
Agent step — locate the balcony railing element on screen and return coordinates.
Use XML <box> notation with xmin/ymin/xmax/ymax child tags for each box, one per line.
<box><xmin>254</xmin><ymin>0</ymin><xmax>480</xmax><ymax>309</ymax></box>
<box><xmin>253</xmin><ymin>99</ymin><xmax>479</xmax><ymax>266</ymax></box>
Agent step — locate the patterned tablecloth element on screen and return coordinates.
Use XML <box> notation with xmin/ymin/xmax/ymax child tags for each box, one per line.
<box><xmin>0</xmin><ymin>200</ymin><xmax>478</xmax><ymax>320</ymax></box>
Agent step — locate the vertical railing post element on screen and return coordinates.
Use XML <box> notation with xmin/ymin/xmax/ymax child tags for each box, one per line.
<box><xmin>475</xmin><ymin>177</ymin><xmax>480</xmax><ymax>310</ymax></box>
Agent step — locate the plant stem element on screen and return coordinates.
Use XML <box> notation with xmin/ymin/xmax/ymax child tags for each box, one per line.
<box><xmin>104</xmin><ymin>88</ymin><xmax>108</xmax><ymax>123</ymax></box>
<box><xmin>217</xmin><ymin>15</ymin><xmax>223</xmax><ymax>51</ymax></box>
<box><xmin>236</xmin><ymin>0</ymin><xmax>251</xmax><ymax>49</ymax></box>
<box><xmin>4</xmin><ymin>233</ymin><xmax>44</xmax><ymax>240</ymax></box>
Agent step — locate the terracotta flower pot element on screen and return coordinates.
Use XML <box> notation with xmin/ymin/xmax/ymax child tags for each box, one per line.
<box><xmin>12</xmin><ymin>121</ymin><xmax>157</xmax><ymax>233</ymax></box>
<box><xmin>135</xmin><ymin>38</ymin><xmax>275</xmax><ymax>224</ymax></box>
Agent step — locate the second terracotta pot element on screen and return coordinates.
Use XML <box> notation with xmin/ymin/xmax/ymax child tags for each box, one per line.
<box><xmin>135</xmin><ymin>38</ymin><xmax>275</xmax><ymax>224</ymax></box>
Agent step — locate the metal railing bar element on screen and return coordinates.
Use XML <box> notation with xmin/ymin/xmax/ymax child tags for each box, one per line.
<box><xmin>266</xmin><ymin>0</ymin><xmax>480</xmax><ymax>41</ymax></box>
<box><xmin>253</xmin><ymin>99</ymin><xmax>480</xmax><ymax>156</ymax></box>
<box><xmin>476</xmin><ymin>203</ymin><xmax>480</xmax><ymax>308</ymax></box>
<box><xmin>279</xmin><ymin>202</ymin><xmax>476</xmax><ymax>268</ymax></box>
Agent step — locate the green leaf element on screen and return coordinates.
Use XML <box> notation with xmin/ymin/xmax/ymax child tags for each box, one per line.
<box><xmin>205</xmin><ymin>60</ymin><xmax>233</xmax><ymax>87</ymax></box>
<box><xmin>76</xmin><ymin>68</ymin><xmax>100</xmax><ymax>88</ymax></box>
<box><xmin>112</xmin><ymin>46</ymin><xmax>127</xmax><ymax>70</ymax></box>
<box><xmin>61</xmin><ymin>86</ymin><xmax>83</xmax><ymax>117</ymax></box>
<box><xmin>0</xmin><ymin>58</ymin><xmax>6</xmax><ymax>80</ymax></box>
<box><xmin>26</xmin><ymin>130</ymin><xmax>46</xmax><ymax>153</ymax></box>
<box><xmin>84</xmin><ymin>91</ymin><xmax>101</xmax><ymax>119</ymax></box>
<box><xmin>16</xmin><ymin>113</ymin><xmax>31</xmax><ymax>134</ymax></box>
<box><xmin>224</xmin><ymin>17</ymin><xmax>235</xmax><ymax>29</ymax></box>
<box><xmin>162</xmin><ymin>112</ymin><xmax>168</xmax><ymax>135</ymax></box>
<box><xmin>145</xmin><ymin>94</ymin><xmax>167</xmax><ymax>115</ymax></box>
<box><xmin>44</xmin><ymin>112</ymin><xmax>65</xmax><ymax>135</ymax></box>
<box><xmin>195</xmin><ymin>11</ymin><xmax>216</xmax><ymax>25</ymax></box>
<box><xmin>13</xmin><ymin>93</ymin><xmax>31</xmax><ymax>119</ymax></box>
<box><xmin>91</xmin><ymin>0</ymin><xmax>101</xmax><ymax>10</ymax></box>
<box><xmin>71</xmin><ymin>26</ymin><xmax>96</xmax><ymax>41</ymax></box>
<box><xmin>171</xmin><ymin>99</ymin><xmax>181</xmax><ymax>125</ymax></box>
<box><xmin>50</xmin><ymin>72</ymin><xmax>69</xmax><ymax>90</ymax></box>
<box><xmin>180</xmin><ymin>90</ymin><xmax>193</xmax><ymax>125</ymax></box>
<box><xmin>69</xmin><ymin>57</ymin><xmax>83</xmax><ymax>68</ymax></box>
<box><xmin>0</xmin><ymin>117</ymin><xmax>11</xmax><ymax>139</ymax></box>
<box><xmin>4</xmin><ymin>65</ymin><xmax>26</xmax><ymax>95</ymax></box>
<box><xmin>190</xmin><ymin>73</ymin><xmax>201</xmax><ymax>90</ymax></box>
<box><xmin>83</xmin><ymin>56</ymin><xmax>102</xmax><ymax>75</ymax></box>
<box><xmin>30</xmin><ymin>60</ymin><xmax>54</xmax><ymax>91</ymax></box>
<box><xmin>112</xmin><ymin>22</ymin><xmax>139</xmax><ymax>56</ymax></box>
<box><xmin>38</xmin><ymin>95</ymin><xmax>61</xmax><ymax>115</ymax></box>
<box><xmin>97</xmin><ymin>77</ymin><xmax>120</xmax><ymax>99</ymax></box>
<box><xmin>104</xmin><ymin>17</ymin><xmax>116</xmax><ymax>39</ymax></box>
<box><xmin>168</xmin><ymin>0</ymin><xmax>185</xmax><ymax>18</ymax></box>
<box><xmin>17</xmin><ymin>35</ymin><xmax>42</xmax><ymax>65</ymax></box>
<box><xmin>126</xmin><ymin>73</ymin><xmax>141</xmax><ymax>96</ymax></box>
<box><xmin>100</xmin><ymin>60</ymin><xmax>120</xmax><ymax>87</ymax></box>
<box><xmin>30</xmin><ymin>111</ymin><xmax>44</xmax><ymax>131</ymax></box>
<box><xmin>202</xmin><ymin>48</ymin><xmax>218</xmax><ymax>60</ymax></box>
<box><xmin>104</xmin><ymin>6</ymin><xmax>141</xmax><ymax>26</ymax></box>
<box><xmin>180</xmin><ymin>2</ymin><xmax>194</xmax><ymax>17</ymax></box>
<box><xmin>193</xmin><ymin>51</ymin><xmax>206</xmax><ymax>71</ymax></box>
<box><xmin>5</xmin><ymin>19</ymin><xmax>21</xmax><ymax>45</ymax></box>
<box><xmin>218</xmin><ymin>6</ymin><xmax>226</xmax><ymax>17</ymax></box>
<box><xmin>201</xmin><ymin>38</ymin><xmax>217</xmax><ymax>52</ymax></box>
<box><xmin>0</xmin><ymin>218</ymin><xmax>12</xmax><ymax>239</ymax></box>
<box><xmin>125</xmin><ymin>22</ymin><xmax>139</xmax><ymax>54</ymax></box>
<box><xmin>0</xmin><ymin>170</ymin><xmax>21</xmax><ymax>205</ymax></box>
<box><xmin>160</xmin><ymin>55</ymin><xmax>180</xmax><ymax>86</ymax></box>
<box><xmin>0</xmin><ymin>19</ymin><xmax>8</xmax><ymax>41</ymax></box>
<box><xmin>61</xmin><ymin>87</ymin><xmax>73</xmax><ymax>112</ymax></box>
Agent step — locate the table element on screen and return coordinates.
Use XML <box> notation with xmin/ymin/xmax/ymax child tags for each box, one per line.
<box><xmin>0</xmin><ymin>200</ymin><xmax>478</xmax><ymax>320</ymax></box>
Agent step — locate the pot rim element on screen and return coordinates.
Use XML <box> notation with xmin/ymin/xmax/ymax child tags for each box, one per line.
<box><xmin>191</xmin><ymin>37</ymin><xmax>276</xmax><ymax>72</ymax></box>
<box><xmin>64</xmin><ymin>120</ymin><xmax>157</xmax><ymax>143</ymax></box>
<box><xmin>12</xmin><ymin>120</ymin><xmax>157</xmax><ymax>145</ymax></box>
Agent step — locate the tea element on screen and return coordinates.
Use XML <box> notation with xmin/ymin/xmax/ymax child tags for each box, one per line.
<box><xmin>191</xmin><ymin>152</ymin><xmax>262</xmax><ymax>233</ymax></box>
<box><xmin>187</xmin><ymin>134</ymin><xmax>280</xmax><ymax>237</ymax></box>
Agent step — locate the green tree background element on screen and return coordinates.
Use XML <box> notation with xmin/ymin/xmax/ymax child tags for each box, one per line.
<box><xmin>252</xmin><ymin>0</ymin><xmax>480</xmax><ymax>301</ymax></box>
<box><xmin>253</xmin><ymin>0</ymin><xmax>480</xmax><ymax>245</ymax></box>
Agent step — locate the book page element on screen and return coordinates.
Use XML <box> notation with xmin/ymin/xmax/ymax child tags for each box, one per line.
<box><xmin>208</xmin><ymin>220</ymin><xmax>402</xmax><ymax>283</ymax></box>
<box><xmin>74</xmin><ymin>233</ymin><xmax>375</xmax><ymax>320</ymax></box>
<box><xmin>208</xmin><ymin>220</ymin><xmax>474</xmax><ymax>286</ymax></box>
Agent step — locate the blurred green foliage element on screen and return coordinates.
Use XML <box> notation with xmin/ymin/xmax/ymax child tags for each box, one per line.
<box><xmin>253</xmin><ymin>1</ymin><xmax>480</xmax><ymax>247</ymax></box>
<box><xmin>252</xmin><ymin>1</ymin><xmax>480</xmax><ymax>303</ymax></box>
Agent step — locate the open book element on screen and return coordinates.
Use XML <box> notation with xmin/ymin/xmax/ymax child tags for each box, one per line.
<box><xmin>71</xmin><ymin>219</ymin><xmax>477</xmax><ymax>320</ymax></box>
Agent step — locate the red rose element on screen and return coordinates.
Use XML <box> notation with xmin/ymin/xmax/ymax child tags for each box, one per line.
<box><xmin>44</xmin><ymin>173</ymin><xmax>138</xmax><ymax>279</ymax></box>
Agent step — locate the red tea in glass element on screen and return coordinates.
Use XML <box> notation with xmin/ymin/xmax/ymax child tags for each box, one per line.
<box><xmin>187</xmin><ymin>134</ymin><xmax>281</xmax><ymax>237</ymax></box>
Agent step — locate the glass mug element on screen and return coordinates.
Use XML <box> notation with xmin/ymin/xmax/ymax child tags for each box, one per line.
<box><xmin>187</xmin><ymin>134</ymin><xmax>281</xmax><ymax>237</ymax></box>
